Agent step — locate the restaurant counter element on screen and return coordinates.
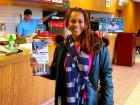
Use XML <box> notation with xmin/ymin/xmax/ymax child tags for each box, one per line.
<box><xmin>0</xmin><ymin>44</ymin><xmax>56</xmax><ymax>105</ymax></box>
<box><xmin>106</xmin><ymin>33</ymin><xmax>117</xmax><ymax>63</ymax></box>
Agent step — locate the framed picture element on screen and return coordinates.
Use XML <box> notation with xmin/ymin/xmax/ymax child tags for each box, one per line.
<box><xmin>118</xmin><ymin>0</ymin><xmax>123</xmax><ymax>6</ymax></box>
<box><xmin>105</xmin><ymin>0</ymin><xmax>110</xmax><ymax>7</ymax></box>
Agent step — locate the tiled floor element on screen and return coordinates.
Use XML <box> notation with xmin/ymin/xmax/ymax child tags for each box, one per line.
<box><xmin>113</xmin><ymin>54</ymin><xmax>140</xmax><ymax>105</ymax></box>
<box><xmin>124</xmin><ymin>81</ymin><xmax>140</xmax><ymax>105</ymax></box>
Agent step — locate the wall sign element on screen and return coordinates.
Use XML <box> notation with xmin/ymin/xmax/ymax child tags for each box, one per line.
<box><xmin>52</xmin><ymin>0</ymin><xmax>63</xmax><ymax>4</ymax></box>
<box><xmin>35</xmin><ymin>0</ymin><xmax>52</xmax><ymax>2</ymax></box>
<box><xmin>105</xmin><ymin>0</ymin><xmax>110</xmax><ymax>7</ymax></box>
<box><xmin>48</xmin><ymin>20</ymin><xmax>66</xmax><ymax>28</ymax></box>
<box><xmin>118</xmin><ymin>0</ymin><xmax>123</xmax><ymax>6</ymax></box>
<box><xmin>34</xmin><ymin>0</ymin><xmax>63</xmax><ymax>4</ymax></box>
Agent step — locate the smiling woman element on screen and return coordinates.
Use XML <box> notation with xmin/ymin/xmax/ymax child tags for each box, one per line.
<box><xmin>30</xmin><ymin>7</ymin><xmax>114</xmax><ymax>105</ymax></box>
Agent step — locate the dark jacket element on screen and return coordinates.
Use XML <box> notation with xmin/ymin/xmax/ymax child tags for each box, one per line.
<box><xmin>43</xmin><ymin>41</ymin><xmax>114</xmax><ymax>105</ymax></box>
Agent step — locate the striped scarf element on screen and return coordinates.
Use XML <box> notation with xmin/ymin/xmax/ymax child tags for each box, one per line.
<box><xmin>65</xmin><ymin>36</ymin><xmax>90</xmax><ymax>105</ymax></box>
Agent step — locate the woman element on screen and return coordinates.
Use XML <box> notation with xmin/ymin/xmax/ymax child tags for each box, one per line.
<box><xmin>31</xmin><ymin>7</ymin><xmax>114</xmax><ymax>105</ymax></box>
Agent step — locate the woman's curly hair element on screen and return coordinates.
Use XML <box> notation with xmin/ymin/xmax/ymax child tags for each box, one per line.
<box><xmin>65</xmin><ymin>7</ymin><xmax>102</xmax><ymax>56</ymax></box>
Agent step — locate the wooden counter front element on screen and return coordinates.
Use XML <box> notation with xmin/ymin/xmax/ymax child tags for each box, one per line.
<box><xmin>106</xmin><ymin>34</ymin><xmax>117</xmax><ymax>63</ymax></box>
<box><xmin>0</xmin><ymin>46</ymin><xmax>56</xmax><ymax>105</ymax></box>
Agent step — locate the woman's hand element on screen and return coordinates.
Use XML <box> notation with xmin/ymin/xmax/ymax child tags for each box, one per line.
<box><xmin>30</xmin><ymin>57</ymin><xmax>39</xmax><ymax>73</ymax></box>
<box><xmin>30</xmin><ymin>57</ymin><xmax>50</xmax><ymax>75</ymax></box>
<box><xmin>30</xmin><ymin>57</ymin><xmax>37</xmax><ymax>67</ymax></box>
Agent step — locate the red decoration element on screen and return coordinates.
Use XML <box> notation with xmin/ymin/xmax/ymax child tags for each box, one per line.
<box><xmin>48</xmin><ymin>20</ymin><xmax>66</xmax><ymax>28</ymax></box>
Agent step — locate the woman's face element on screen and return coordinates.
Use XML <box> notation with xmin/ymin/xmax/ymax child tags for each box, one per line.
<box><xmin>68</xmin><ymin>11</ymin><xmax>85</xmax><ymax>38</ymax></box>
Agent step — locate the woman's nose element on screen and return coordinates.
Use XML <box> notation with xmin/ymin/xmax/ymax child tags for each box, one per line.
<box><xmin>73</xmin><ymin>22</ymin><xmax>79</xmax><ymax>27</ymax></box>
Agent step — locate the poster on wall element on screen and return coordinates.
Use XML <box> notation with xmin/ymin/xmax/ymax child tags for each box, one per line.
<box><xmin>105</xmin><ymin>0</ymin><xmax>110</xmax><ymax>7</ymax></box>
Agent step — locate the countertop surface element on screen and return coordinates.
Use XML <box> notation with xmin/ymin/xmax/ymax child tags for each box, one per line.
<box><xmin>0</xmin><ymin>44</ymin><xmax>32</xmax><ymax>66</ymax></box>
<box><xmin>0</xmin><ymin>43</ymin><xmax>56</xmax><ymax>66</ymax></box>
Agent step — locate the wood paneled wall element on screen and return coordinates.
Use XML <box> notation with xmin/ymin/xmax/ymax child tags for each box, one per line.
<box><xmin>135</xmin><ymin>3</ymin><xmax>140</xmax><ymax>31</ymax></box>
<box><xmin>69</xmin><ymin>0</ymin><xmax>118</xmax><ymax>13</ymax></box>
<box><xmin>0</xmin><ymin>59</ymin><xmax>55</xmax><ymax>105</ymax></box>
<box><xmin>0</xmin><ymin>58</ymin><xmax>55</xmax><ymax>105</ymax></box>
<box><xmin>122</xmin><ymin>1</ymin><xmax>136</xmax><ymax>32</ymax></box>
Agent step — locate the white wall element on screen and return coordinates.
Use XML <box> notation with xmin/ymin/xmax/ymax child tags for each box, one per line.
<box><xmin>0</xmin><ymin>5</ymin><xmax>43</xmax><ymax>34</ymax></box>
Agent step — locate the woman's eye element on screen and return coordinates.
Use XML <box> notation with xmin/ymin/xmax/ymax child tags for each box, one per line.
<box><xmin>70</xmin><ymin>20</ymin><xmax>75</xmax><ymax>23</ymax></box>
<box><xmin>78</xmin><ymin>21</ymin><xmax>83</xmax><ymax>24</ymax></box>
<box><xmin>69</xmin><ymin>20</ymin><xmax>84</xmax><ymax>24</ymax></box>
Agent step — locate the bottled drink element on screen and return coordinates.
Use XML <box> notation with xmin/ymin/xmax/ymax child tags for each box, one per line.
<box><xmin>8</xmin><ymin>35</ymin><xmax>15</xmax><ymax>50</ymax></box>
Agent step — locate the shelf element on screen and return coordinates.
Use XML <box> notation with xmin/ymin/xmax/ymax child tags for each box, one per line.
<box><xmin>1</xmin><ymin>0</ymin><xmax>66</xmax><ymax>12</ymax></box>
